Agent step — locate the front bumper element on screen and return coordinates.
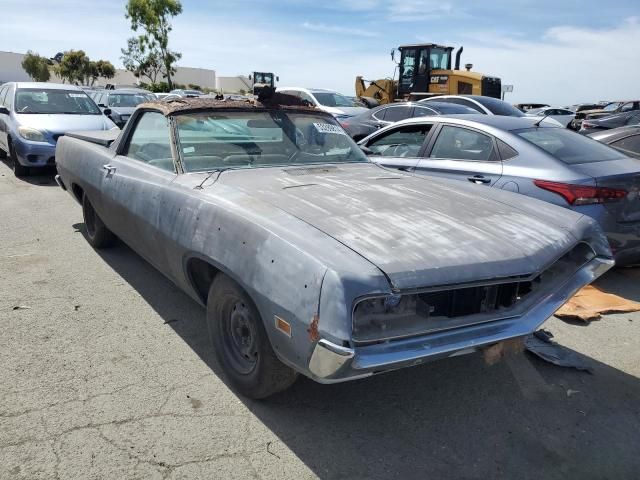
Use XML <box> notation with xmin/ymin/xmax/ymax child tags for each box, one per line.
<box><xmin>12</xmin><ymin>138</ymin><xmax>56</xmax><ymax>167</ymax></box>
<box><xmin>308</xmin><ymin>255</ymin><xmax>613</xmax><ymax>382</ymax></box>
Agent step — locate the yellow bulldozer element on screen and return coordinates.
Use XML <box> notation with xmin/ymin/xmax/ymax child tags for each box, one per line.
<box><xmin>355</xmin><ymin>44</ymin><xmax>501</xmax><ymax>105</ymax></box>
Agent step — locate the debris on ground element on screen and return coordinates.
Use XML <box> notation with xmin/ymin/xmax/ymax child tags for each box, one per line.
<box><xmin>525</xmin><ymin>330</ymin><xmax>593</xmax><ymax>373</ymax></box>
<box><xmin>483</xmin><ymin>338</ymin><xmax>525</xmax><ymax>366</ymax></box>
<box><xmin>555</xmin><ymin>285</ymin><xmax>640</xmax><ymax>322</ymax></box>
<box><xmin>12</xmin><ymin>305</ymin><xmax>31</xmax><ymax>311</ymax></box>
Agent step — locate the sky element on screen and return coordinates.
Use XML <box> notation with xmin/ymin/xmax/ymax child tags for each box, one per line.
<box><xmin>1</xmin><ymin>0</ymin><xmax>639</xmax><ymax>104</ymax></box>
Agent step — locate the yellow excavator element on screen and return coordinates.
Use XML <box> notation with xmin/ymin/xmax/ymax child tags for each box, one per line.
<box><xmin>355</xmin><ymin>44</ymin><xmax>501</xmax><ymax>105</ymax></box>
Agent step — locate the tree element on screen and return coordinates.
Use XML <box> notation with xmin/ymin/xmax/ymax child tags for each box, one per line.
<box><xmin>21</xmin><ymin>51</ymin><xmax>51</xmax><ymax>82</ymax></box>
<box><xmin>90</xmin><ymin>60</ymin><xmax>116</xmax><ymax>85</ymax></box>
<box><xmin>55</xmin><ymin>50</ymin><xmax>90</xmax><ymax>84</ymax></box>
<box><xmin>121</xmin><ymin>36</ymin><xmax>163</xmax><ymax>84</ymax></box>
<box><xmin>125</xmin><ymin>0</ymin><xmax>183</xmax><ymax>89</ymax></box>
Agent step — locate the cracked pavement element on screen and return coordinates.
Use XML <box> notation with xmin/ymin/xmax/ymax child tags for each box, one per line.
<box><xmin>1</xmin><ymin>161</ymin><xmax>639</xmax><ymax>479</ymax></box>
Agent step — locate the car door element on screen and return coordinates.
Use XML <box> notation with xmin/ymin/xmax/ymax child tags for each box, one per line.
<box><xmin>100</xmin><ymin>111</ymin><xmax>178</xmax><ymax>273</ymax></box>
<box><xmin>414</xmin><ymin>124</ymin><xmax>502</xmax><ymax>186</ymax></box>
<box><xmin>363</xmin><ymin>123</ymin><xmax>434</xmax><ymax>171</ymax></box>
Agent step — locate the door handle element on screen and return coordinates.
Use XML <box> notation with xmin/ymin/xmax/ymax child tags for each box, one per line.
<box><xmin>468</xmin><ymin>175</ymin><xmax>490</xmax><ymax>184</ymax></box>
<box><xmin>102</xmin><ymin>164</ymin><xmax>116</xmax><ymax>175</ymax></box>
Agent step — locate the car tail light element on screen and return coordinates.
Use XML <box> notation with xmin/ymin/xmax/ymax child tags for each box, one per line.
<box><xmin>582</xmin><ymin>121</ymin><xmax>597</xmax><ymax>129</ymax></box>
<box><xmin>534</xmin><ymin>180</ymin><xmax>627</xmax><ymax>205</ymax></box>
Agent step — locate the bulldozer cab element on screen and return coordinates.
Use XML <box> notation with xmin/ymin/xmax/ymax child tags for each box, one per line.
<box><xmin>250</xmin><ymin>72</ymin><xmax>279</xmax><ymax>95</ymax></box>
<box><xmin>396</xmin><ymin>44</ymin><xmax>453</xmax><ymax>98</ymax></box>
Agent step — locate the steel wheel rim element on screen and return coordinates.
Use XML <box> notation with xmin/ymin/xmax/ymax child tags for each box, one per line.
<box><xmin>222</xmin><ymin>300</ymin><xmax>258</xmax><ymax>375</ymax></box>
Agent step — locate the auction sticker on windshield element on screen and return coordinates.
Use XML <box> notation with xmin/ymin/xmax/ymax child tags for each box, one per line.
<box><xmin>313</xmin><ymin>123</ymin><xmax>347</xmax><ymax>135</ymax></box>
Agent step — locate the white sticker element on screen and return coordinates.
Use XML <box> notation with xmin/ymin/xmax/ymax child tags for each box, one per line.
<box><xmin>183</xmin><ymin>146</ymin><xmax>195</xmax><ymax>154</ymax></box>
<box><xmin>313</xmin><ymin>123</ymin><xmax>347</xmax><ymax>135</ymax></box>
<box><xmin>69</xmin><ymin>93</ymin><xmax>86</xmax><ymax>98</ymax></box>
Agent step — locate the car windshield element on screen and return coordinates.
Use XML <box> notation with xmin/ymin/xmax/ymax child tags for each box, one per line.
<box><xmin>108</xmin><ymin>93</ymin><xmax>154</xmax><ymax>107</ymax></box>
<box><xmin>603</xmin><ymin>102</ymin><xmax>622</xmax><ymax>111</ymax></box>
<box><xmin>474</xmin><ymin>97</ymin><xmax>524</xmax><ymax>116</ymax></box>
<box><xmin>176</xmin><ymin>110</ymin><xmax>368</xmax><ymax>172</ymax></box>
<box><xmin>312</xmin><ymin>92</ymin><xmax>356</xmax><ymax>108</ymax></box>
<box><xmin>14</xmin><ymin>88</ymin><xmax>101</xmax><ymax>115</ymax></box>
<box><xmin>515</xmin><ymin>127</ymin><xmax>624</xmax><ymax>164</ymax></box>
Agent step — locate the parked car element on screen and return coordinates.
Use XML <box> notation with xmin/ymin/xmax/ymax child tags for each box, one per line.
<box><xmin>92</xmin><ymin>88</ymin><xmax>156</xmax><ymax>128</ymax></box>
<box><xmin>276</xmin><ymin>87</ymin><xmax>368</xmax><ymax>119</ymax></box>
<box><xmin>154</xmin><ymin>93</ymin><xmax>171</xmax><ymax>100</ymax></box>
<box><xmin>340</xmin><ymin>101</ymin><xmax>477</xmax><ymax>141</ymax></box>
<box><xmin>359</xmin><ymin>114</ymin><xmax>640</xmax><ymax>265</ymax></box>
<box><xmin>525</xmin><ymin>107</ymin><xmax>576</xmax><ymax>127</ymax></box>
<box><xmin>54</xmin><ymin>97</ymin><xmax>612</xmax><ymax>398</ymax></box>
<box><xmin>571</xmin><ymin>101</ymin><xmax>640</xmax><ymax>131</ymax></box>
<box><xmin>579</xmin><ymin>111</ymin><xmax>640</xmax><ymax>134</ymax></box>
<box><xmin>514</xmin><ymin>103</ymin><xmax>549</xmax><ymax>112</ymax></box>
<box><xmin>420</xmin><ymin>95</ymin><xmax>563</xmax><ymax>126</ymax></box>
<box><xmin>169</xmin><ymin>89</ymin><xmax>203</xmax><ymax>97</ymax></box>
<box><xmin>0</xmin><ymin>82</ymin><xmax>117</xmax><ymax>177</ymax></box>
<box><xmin>589</xmin><ymin>126</ymin><xmax>640</xmax><ymax>159</ymax></box>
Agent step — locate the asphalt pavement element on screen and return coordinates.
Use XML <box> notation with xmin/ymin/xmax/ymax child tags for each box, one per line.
<box><xmin>1</xmin><ymin>160</ymin><xmax>639</xmax><ymax>480</ymax></box>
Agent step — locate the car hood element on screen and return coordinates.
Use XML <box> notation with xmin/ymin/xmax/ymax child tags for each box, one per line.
<box><xmin>14</xmin><ymin>113</ymin><xmax>115</xmax><ymax>133</ymax></box>
<box><xmin>108</xmin><ymin>107</ymin><xmax>136</xmax><ymax>115</ymax></box>
<box><xmin>208</xmin><ymin>163</ymin><xmax>581</xmax><ymax>290</ymax></box>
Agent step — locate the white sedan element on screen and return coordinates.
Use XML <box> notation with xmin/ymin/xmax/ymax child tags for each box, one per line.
<box><xmin>526</xmin><ymin>107</ymin><xmax>576</xmax><ymax>127</ymax></box>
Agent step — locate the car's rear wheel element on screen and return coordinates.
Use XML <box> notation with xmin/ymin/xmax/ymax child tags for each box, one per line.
<box><xmin>207</xmin><ymin>274</ymin><xmax>298</xmax><ymax>399</ymax></box>
<box><xmin>82</xmin><ymin>194</ymin><xmax>116</xmax><ymax>249</ymax></box>
<box><xmin>9</xmin><ymin>142</ymin><xmax>29</xmax><ymax>177</ymax></box>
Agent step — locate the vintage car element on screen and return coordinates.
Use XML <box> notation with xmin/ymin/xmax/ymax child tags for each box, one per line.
<box><xmin>54</xmin><ymin>96</ymin><xmax>614</xmax><ymax>399</ymax></box>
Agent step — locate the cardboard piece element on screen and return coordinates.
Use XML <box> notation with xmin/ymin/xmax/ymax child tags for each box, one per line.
<box><xmin>555</xmin><ymin>285</ymin><xmax>640</xmax><ymax>322</ymax></box>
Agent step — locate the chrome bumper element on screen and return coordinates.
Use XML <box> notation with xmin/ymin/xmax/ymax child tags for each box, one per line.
<box><xmin>308</xmin><ymin>255</ymin><xmax>614</xmax><ymax>383</ymax></box>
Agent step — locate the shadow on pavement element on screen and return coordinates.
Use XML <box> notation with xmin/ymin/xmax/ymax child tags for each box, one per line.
<box><xmin>0</xmin><ymin>158</ymin><xmax>58</xmax><ymax>186</ymax></box>
<box><xmin>87</xmin><ymin>234</ymin><xmax>640</xmax><ymax>480</ymax></box>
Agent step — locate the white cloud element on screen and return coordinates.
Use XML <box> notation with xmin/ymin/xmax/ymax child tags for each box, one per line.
<box><xmin>460</xmin><ymin>17</ymin><xmax>640</xmax><ymax>104</ymax></box>
<box><xmin>302</xmin><ymin>21</ymin><xmax>379</xmax><ymax>37</ymax></box>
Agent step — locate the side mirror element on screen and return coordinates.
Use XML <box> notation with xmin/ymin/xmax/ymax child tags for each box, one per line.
<box><xmin>390</xmin><ymin>49</ymin><xmax>396</xmax><ymax>63</ymax></box>
<box><xmin>98</xmin><ymin>103</ymin><xmax>107</xmax><ymax>108</ymax></box>
<box><xmin>0</xmin><ymin>106</ymin><xmax>9</xmax><ymax>116</ymax></box>
<box><xmin>103</xmin><ymin>108</ymin><xmax>112</xmax><ymax>116</ymax></box>
<box><xmin>276</xmin><ymin>76</ymin><xmax>280</xmax><ymax>82</ymax></box>
<box><xmin>248</xmin><ymin>75</ymin><xmax>252</xmax><ymax>81</ymax></box>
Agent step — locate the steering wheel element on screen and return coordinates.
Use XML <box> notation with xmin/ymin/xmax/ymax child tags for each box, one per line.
<box><xmin>389</xmin><ymin>144</ymin><xmax>411</xmax><ymax>157</ymax></box>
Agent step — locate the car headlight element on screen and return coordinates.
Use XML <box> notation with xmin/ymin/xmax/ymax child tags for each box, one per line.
<box><xmin>18</xmin><ymin>126</ymin><xmax>46</xmax><ymax>142</ymax></box>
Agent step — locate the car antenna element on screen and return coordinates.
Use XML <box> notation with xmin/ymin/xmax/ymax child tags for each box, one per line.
<box><xmin>534</xmin><ymin>112</ymin><xmax>551</xmax><ymax>127</ymax></box>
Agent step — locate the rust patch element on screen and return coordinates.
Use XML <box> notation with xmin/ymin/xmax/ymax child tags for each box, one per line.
<box><xmin>308</xmin><ymin>314</ymin><xmax>320</xmax><ymax>342</ymax></box>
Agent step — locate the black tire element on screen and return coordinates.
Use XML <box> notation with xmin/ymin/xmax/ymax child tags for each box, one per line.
<box><xmin>82</xmin><ymin>194</ymin><xmax>116</xmax><ymax>249</ymax></box>
<box><xmin>9</xmin><ymin>142</ymin><xmax>29</xmax><ymax>177</ymax></box>
<box><xmin>207</xmin><ymin>274</ymin><xmax>298</xmax><ymax>399</ymax></box>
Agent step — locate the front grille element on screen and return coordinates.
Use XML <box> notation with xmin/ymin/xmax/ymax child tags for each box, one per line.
<box><xmin>481</xmin><ymin>76</ymin><xmax>502</xmax><ymax>99</ymax></box>
<box><xmin>352</xmin><ymin>242</ymin><xmax>596</xmax><ymax>344</ymax></box>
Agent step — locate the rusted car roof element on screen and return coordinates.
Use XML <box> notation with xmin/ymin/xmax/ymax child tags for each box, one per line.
<box><xmin>140</xmin><ymin>93</ymin><xmax>320</xmax><ymax>116</ymax></box>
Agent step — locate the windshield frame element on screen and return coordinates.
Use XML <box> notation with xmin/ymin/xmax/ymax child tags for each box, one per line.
<box><xmin>14</xmin><ymin>88</ymin><xmax>101</xmax><ymax>115</ymax></box>
<box><xmin>172</xmin><ymin>108</ymin><xmax>370</xmax><ymax>174</ymax></box>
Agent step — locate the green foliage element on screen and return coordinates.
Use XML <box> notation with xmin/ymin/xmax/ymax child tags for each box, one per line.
<box><xmin>21</xmin><ymin>51</ymin><xmax>51</xmax><ymax>82</ymax></box>
<box><xmin>125</xmin><ymin>0</ymin><xmax>183</xmax><ymax>89</ymax></box>
<box><xmin>121</xmin><ymin>36</ymin><xmax>164</xmax><ymax>84</ymax></box>
<box><xmin>54</xmin><ymin>51</ymin><xmax>117</xmax><ymax>85</ymax></box>
<box><xmin>138</xmin><ymin>81</ymin><xmax>185</xmax><ymax>93</ymax></box>
<box><xmin>187</xmin><ymin>83</ymin><xmax>201</xmax><ymax>91</ymax></box>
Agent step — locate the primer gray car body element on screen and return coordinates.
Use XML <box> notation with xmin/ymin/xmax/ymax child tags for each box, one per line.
<box><xmin>54</xmin><ymin>99</ymin><xmax>613</xmax><ymax>386</ymax></box>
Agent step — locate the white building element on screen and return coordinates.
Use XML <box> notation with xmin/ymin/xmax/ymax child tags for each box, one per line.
<box><xmin>0</xmin><ymin>50</ymin><xmax>216</xmax><ymax>90</ymax></box>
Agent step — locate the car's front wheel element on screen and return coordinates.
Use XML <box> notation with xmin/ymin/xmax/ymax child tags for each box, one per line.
<box><xmin>82</xmin><ymin>194</ymin><xmax>116</xmax><ymax>249</ymax></box>
<box><xmin>207</xmin><ymin>274</ymin><xmax>298</xmax><ymax>399</ymax></box>
<box><xmin>9</xmin><ymin>142</ymin><xmax>29</xmax><ymax>177</ymax></box>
